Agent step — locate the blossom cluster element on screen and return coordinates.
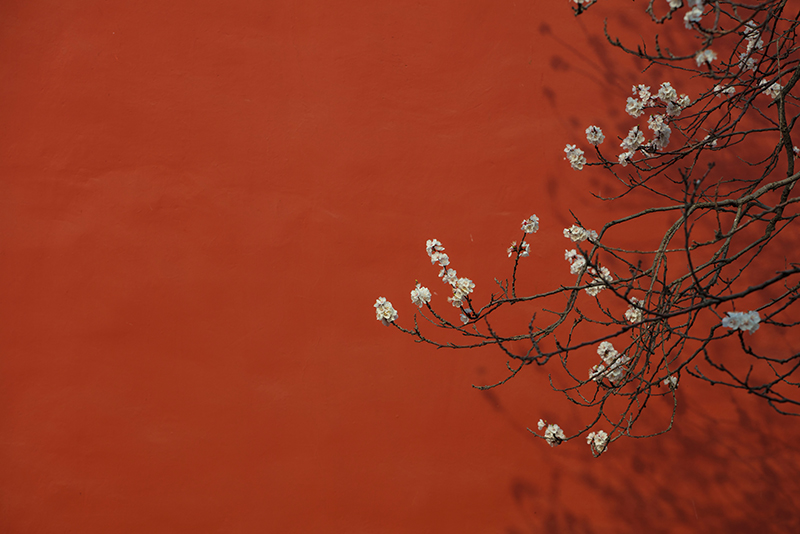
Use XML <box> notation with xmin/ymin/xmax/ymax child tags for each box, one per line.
<box><xmin>521</xmin><ymin>214</ymin><xmax>540</xmax><ymax>234</ymax></box>
<box><xmin>625</xmin><ymin>297</ymin><xmax>643</xmax><ymax>323</ymax></box>
<box><xmin>589</xmin><ymin>341</ymin><xmax>630</xmax><ymax>386</ymax></box>
<box><xmin>564</xmin><ymin>144</ymin><xmax>586</xmax><ymax>170</ymax></box>
<box><xmin>563</xmin><ymin>225</ymin><xmax>597</xmax><ymax>243</ymax></box>
<box><xmin>410</xmin><ymin>283</ymin><xmax>431</xmax><ymax>308</ymax></box>
<box><xmin>425</xmin><ymin>239</ymin><xmax>475</xmax><ymax>309</ymax></box>
<box><xmin>374</xmin><ymin>297</ymin><xmax>398</xmax><ymax>326</ymax></box>
<box><xmin>721</xmin><ymin>310</ymin><xmax>761</xmax><ymax>334</ymax></box>
<box><xmin>565</xmin><ymin>249</ymin><xmax>586</xmax><ymax>275</ymax></box>
<box><xmin>507</xmin><ymin>241</ymin><xmax>530</xmax><ymax>258</ymax></box>
<box><xmin>584</xmin><ymin>266</ymin><xmax>613</xmax><ymax>297</ymax></box>
<box><xmin>538</xmin><ymin>419</ymin><xmax>567</xmax><ymax>447</ymax></box>
<box><xmin>586</xmin><ymin>430</ymin><xmax>609</xmax><ymax>454</ymax></box>
<box><xmin>761</xmin><ymin>80</ymin><xmax>783</xmax><ymax>100</ymax></box>
<box><xmin>739</xmin><ymin>20</ymin><xmax>764</xmax><ymax>71</ymax></box>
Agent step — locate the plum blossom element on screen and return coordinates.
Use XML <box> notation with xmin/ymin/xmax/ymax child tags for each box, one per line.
<box><xmin>564</xmin><ymin>144</ymin><xmax>587</xmax><ymax>170</ymax></box>
<box><xmin>563</xmin><ymin>225</ymin><xmax>598</xmax><ymax>243</ymax></box>
<box><xmin>374</xmin><ymin>297</ymin><xmax>398</xmax><ymax>325</ymax></box>
<box><xmin>544</xmin><ymin>423</ymin><xmax>567</xmax><ymax>447</ymax></box>
<box><xmin>633</xmin><ymin>84</ymin><xmax>653</xmax><ymax>103</ymax></box>
<box><xmin>430</xmin><ymin>252</ymin><xmax>449</xmax><ymax>267</ymax></box>
<box><xmin>448</xmin><ymin>277</ymin><xmax>475</xmax><ymax>307</ymax></box>
<box><xmin>439</xmin><ymin>267</ymin><xmax>458</xmax><ymax>285</ymax></box>
<box><xmin>589</xmin><ymin>363</ymin><xmax>606</xmax><ymax>382</ymax></box>
<box><xmin>621</xmin><ymin>126</ymin><xmax>646</xmax><ymax>153</ymax></box>
<box><xmin>585</xmin><ymin>125</ymin><xmax>605</xmax><ymax>146</ymax></box>
<box><xmin>625</xmin><ymin>297</ymin><xmax>644</xmax><ymax>323</ymax></box>
<box><xmin>565</xmin><ymin>249</ymin><xmax>587</xmax><ymax>274</ymax></box>
<box><xmin>647</xmin><ymin>115</ymin><xmax>671</xmax><ymax>150</ymax></box>
<box><xmin>713</xmin><ymin>84</ymin><xmax>736</xmax><ymax>96</ymax></box>
<box><xmin>426</xmin><ymin>239</ymin><xmax>444</xmax><ymax>257</ymax></box>
<box><xmin>508</xmin><ymin>241</ymin><xmax>531</xmax><ymax>258</ymax></box>
<box><xmin>625</xmin><ymin>96</ymin><xmax>645</xmax><ymax>118</ymax></box>
<box><xmin>522</xmin><ymin>214</ymin><xmax>540</xmax><ymax>234</ymax></box>
<box><xmin>587</xmin><ymin>430</ymin><xmax>609</xmax><ymax>454</ymax></box>
<box><xmin>666</xmin><ymin>0</ymin><xmax>681</xmax><ymax>8</ymax></box>
<box><xmin>739</xmin><ymin>53</ymin><xmax>757</xmax><ymax>71</ymax></box>
<box><xmin>585</xmin><ymin>266</ymin><xmax>613</xmax><ymax>296</ymax></box>
<box><xmin>537</xmin><ymin>419</ymin><xmax>547</xmax><ymax>430</ymax></box>
<box><xmin>695</xmin><ymin>49</ymin><xmax>718</xmax><ymax>67</ymax></box>
<box><xmin>684</xmin><ymin>4</ymin><xmax>704</xmax><ymax>29</ymax></box>
<box><xmin>657</xmin><ymin>82</ymin><xmax>678</xmax><ymax>103</ymax></box>
<box><xmin>761</xmin><ymin>81</ymin><xmax>782</xmax><ymax>99</ymax></box>
<box><xmin>410</xmin><ymin>284</ymin><xmax>431</xmax><ymax>308</ymax></box>
<box><xmin>593</xmin><ymin>341</ymin><xmax>629</xmax><ymax>385</ymax></box>
<box><xmin>663</xmin><ymin>375</ymin><xmax>679</xmax><ymax>389</ymax></box>
<box><xmin>721</xmin><ymin>310</ymin><xmax>761</xmax><ymax>334</ymax></box>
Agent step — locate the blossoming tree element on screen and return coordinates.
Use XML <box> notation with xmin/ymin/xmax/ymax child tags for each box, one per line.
<box><xmin>376</xmin><ymin>0</ymin><xmax>800</xmax><ymax>456</ymax></box>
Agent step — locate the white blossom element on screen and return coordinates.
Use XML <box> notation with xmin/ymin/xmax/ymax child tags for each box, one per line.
<box><xmin>625</xmin><ymin>96</ymin><xmax>645</xmax><ymax>118</ymax></box>
<box><xmin>633</xmin><ymin>84</ymin><xmax>652</xmax><ymax>103</ymax></box>
<box><xmin>739</xmin><ymin>53</ymin><xmax>757</xmax><ymax>72</ymax></box>
<box><xmin>721</xmin><ymin>310</ymin><xmax>761</xmax><ymax>334</ymax></box>
<box><xmin>449</xmin><ymin>277</ymin><xmax>475</xmax><ymax>307</ymax></box>
<box><xmin>439</xmin><ymin>268</ymin><xmax>458</xmax><ymax>285</ymax></box>
<box><xmin>460</xmin><ymin>313</ymin><xmax>469</xmax><ymax>324</ymax></box>
<box><xmin>426</xmin><ymin>239</ymin><xmax>444</xmax><ymax>257</ymax></box>
<box><xmin>625</xmin><ymin>298</ymin><xmax>644</xmax><ymax>323</ymax></box>
<box><xmin>618</xmin><ymin>151</ymin><xmax>634</xmax><ymax>166</ymax></box>
<box><xmin>563</xmin><ymin>225</ymin><xmax>598</xmax><ymax>243</ymax></box>
<box><xmin>621</xmin><ymin>126</ymin><xmax>646</xmax><ymax>153</ymax></box>
<box><xmin>544</xmin><ymin>423</ymin><xmax>567</xmax><ymax>447</ymax></box>
<box><xmin>586</xmin><ymin>125</ymin><xmax>605</xmax><ymax>146</ymax></box>
<box><xmin>589</xmin><ymin>363</ymin><xmax>606</xmax><ymax>382</ymax></box>
<box><xmin>597</xmin><ymin>341</ymin><xmax>618</xmax><ymax>364</ymax></box>
<box><xmin>593</xmin><ymin>342</ymin><xmax>629</xmax><ymax>385</ymax></box>
<box><xmin>455</xmin><ymin>277</ymin><xmax>475</xmax><ymax>297</ymax></box>
<box><xmin>537</xmin><ymin>419</ymin><xmax>546</xmax><ymax>430</ymax></box>
<box><xmin>665</xmin><ymin>101</ymin><xmax>682</xmax><ymax>118</ymax></box>
<box><xmin>522</xmin><ymin>214</ymin><xmax>540</xmax><ymax>234</ymax></box>
<box><xmin>430</xmin><ymin>251</ymin><xmax>450</xmax><ymax>267</ymax></box>
<box><xmin>657</xmin><ymin>82</ymin><xmax>678</xmax><ymax>103</ymax></box>
<box><xmin>695</xmin><ymin>49</ymin><xmax>718</xmax><ymax>67</ymax></box>
<box><xmin>744</xmin><ymin>22</ymin><xmax>764</xmax><ymax>53</ymax></box>
<box><xmin>587</xmin><ymin>430</ymin><xmax>609</xmax><ymax>454</ymax></box>
<box><xmin>648</xmin><ymin>115</ymin><xmax>671</xmax><ymax>150</ymax></box>
<box><xmin>713</xmin><ymin>84</ymin><xmax>736</xmax><ymax>96</ymax></box>
<box><xmin>585</xmin><ymin>266</ymin><xmax>613</xmax><ymax>296</ymax></box>
<box><xmin>410</xmin><ymin>284</ymin><xmax>431</xmax><ymax>308</ymax></box>
<box><xmin>663</xmin><ymin>375</ymin><xmax>679</xmax><ymax>389</ymax></box>
<box><xmin>605</xmin><ymin>354</ymin><xmax>630</xmax><ymax>384</ymax></box>
<box><xmin>507</xmin><ymin>241</ymin><xmax>517</xmax><ymax>258</ymax></box>
<box><xmin>564</xmin><ymin>144</ymin><xmax>587</xmax><ymax>170</ymax></box>
<box><xmin>565</xmin><ymin>249</ymin><xmax>587</xmax><ymax>274</ymax></box>
<box><xmin>666</xmin><ymin>0</ymin><xmax>681</xmax><ymax>8</ymax></box>
<box><xmin>374</xmin><ymin>297</ymin><xmax>398</xmax><ymax>325</ymax></box>
<box><xmin>594</xmin><ymin>341</ymin><xmax>629</xmax><ymax>385</ymax></box>
<box><xmin>684</xmin><ymin>5</ymin><xmax>704</xmax><ymax>29</ymax></box>
<box><xmin>794</xmin><ymin>146</ymin><xmax>799</xmax><ymax>158</ymax></box>
<box><xmin>761</xmin><ymin>81</ymin><xmax>782</xmax><ymax>99</ymax></box>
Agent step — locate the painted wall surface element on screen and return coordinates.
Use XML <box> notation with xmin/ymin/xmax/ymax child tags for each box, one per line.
<box><xmin>1</xmin><ymin>1</ymin><xmax>799</xmax><ymax>532</ymax></box>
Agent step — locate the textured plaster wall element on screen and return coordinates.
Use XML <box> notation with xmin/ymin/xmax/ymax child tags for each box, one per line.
<box><xmin>1</xmin><ymin>1</ymin><xmax>799</xmax><ymax>532</ymax></box>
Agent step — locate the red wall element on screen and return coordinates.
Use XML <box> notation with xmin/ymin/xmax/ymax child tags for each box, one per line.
<box><xmin>2</xmin><ymin>1</ymin><xmax>799</xmax><ymax>532</ymax></box>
